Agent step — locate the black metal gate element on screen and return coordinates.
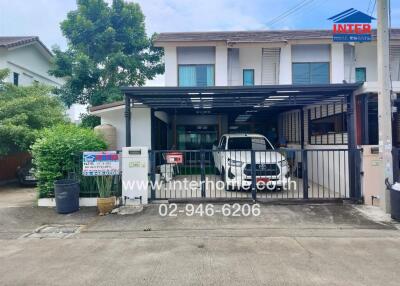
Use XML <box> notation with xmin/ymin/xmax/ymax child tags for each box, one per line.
<box><xmin>148</xmin><ymin>148</ymin><xmax>362</xmax><ymax>202</ymax></box>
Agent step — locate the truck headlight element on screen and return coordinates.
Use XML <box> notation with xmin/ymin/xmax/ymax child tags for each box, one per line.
<box><xmin>227</xmin><ymin>158</ymin><xmax>244</xmax><ymax>167</ymax></box>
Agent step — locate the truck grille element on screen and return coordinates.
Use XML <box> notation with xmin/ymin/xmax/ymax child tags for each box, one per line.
<box><xmin>243</xmin><ymin>163</ymin><xmax>280</xmax><ymax>176</ymax></box>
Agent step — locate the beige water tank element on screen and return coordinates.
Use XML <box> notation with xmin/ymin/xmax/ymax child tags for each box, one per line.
<box><xmin>94</xmin><ymin>124</ymin><xmax>117</xmax><ymax>151</ymax></box>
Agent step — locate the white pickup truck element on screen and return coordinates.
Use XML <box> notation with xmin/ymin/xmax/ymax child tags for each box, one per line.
<box><xmin>212</xmin><ymin>133</ymin><xmax>289</xmax><ymax>190</ymax></box>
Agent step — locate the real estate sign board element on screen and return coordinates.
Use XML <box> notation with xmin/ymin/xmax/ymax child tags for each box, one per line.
<box><xmin>82</xmin><ymin>151</ymin><xmax>120</xmax><ymax>176</ymax></box>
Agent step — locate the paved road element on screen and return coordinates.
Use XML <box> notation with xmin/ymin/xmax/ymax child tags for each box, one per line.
<box><xmin>1</xmin><ymin>184</ymin><xmax>400</xmax><ymax>285</ymax></box>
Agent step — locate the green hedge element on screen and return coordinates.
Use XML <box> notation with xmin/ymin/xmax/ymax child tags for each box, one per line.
<box><xmin>31</xmin><ymin>124</ymin><xmax>107</xmax><ymax>198</ymax></box>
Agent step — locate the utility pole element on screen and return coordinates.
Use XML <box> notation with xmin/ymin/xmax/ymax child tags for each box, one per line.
<box><xmin>377</xmin><ymin>0</ymin><xmax>393</xmax><ymax>213</ymax></box>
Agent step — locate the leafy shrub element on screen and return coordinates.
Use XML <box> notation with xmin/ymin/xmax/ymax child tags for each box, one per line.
<box><xmin>31</xmin><ymin>124</ymin><xmax>107</xmax><ymax>198</ymax></box>
<box><xmin>79</xmin><ymin>113</ymin><xmax>101</xmax><ymax>129</ymax></box>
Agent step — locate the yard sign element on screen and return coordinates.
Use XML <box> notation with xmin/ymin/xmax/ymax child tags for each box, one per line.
<box><xmin>82</xmin><ymin>151</ymin><xmax>119</xmax><ymax>176</ymax></box>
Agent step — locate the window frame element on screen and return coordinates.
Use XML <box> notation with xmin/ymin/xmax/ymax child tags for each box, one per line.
<box><xmin>13</xmin><ymin>72</ymin><xmax>19</xmax><ymax>86</ymax></box>
<box><xmin>242</xmin><ymin>69</ymin><xmax>255</xmax><ymax>86</ymax></box>
<box><xmin>292</xmin><ymin>62</ymin><xmax>330</xmax><ymax>84</ymax></box>
<box><xmin>355</xmin><ymin>67</ymin><xmax>367</xmax><ymax>83</ymax></box>
<box><xmin>178</xmin><ymin>64</ymin><xmax>215</xmax><ymax>87</ymax></box>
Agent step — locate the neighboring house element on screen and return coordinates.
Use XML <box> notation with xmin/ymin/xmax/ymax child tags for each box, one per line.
<box><xmin>0</xmin><ymin>36</ymin><xmax>86</xmax><ymax>123</ymax></box>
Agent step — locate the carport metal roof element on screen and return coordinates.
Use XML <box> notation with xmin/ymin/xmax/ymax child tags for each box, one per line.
<box><xmin>122</xmin><ymin>83</ymin><xmax>362</xmax><ymax>110</ymax></box>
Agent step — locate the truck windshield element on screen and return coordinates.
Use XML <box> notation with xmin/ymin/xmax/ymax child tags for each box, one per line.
<box><xmin>227</xmin><ymin>137</ymin><xmax>273</xmax><ymax>150</ymax></box>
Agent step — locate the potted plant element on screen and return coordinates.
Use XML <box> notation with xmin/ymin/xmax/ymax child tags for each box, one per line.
<box><xmin>96</xmin><ymin>176</ymin><xmax>115</xmax><ymax>215</ymax></box>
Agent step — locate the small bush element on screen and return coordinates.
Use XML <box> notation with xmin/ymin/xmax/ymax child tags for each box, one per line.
<box><xmin>80</xmin><ymin>113</ymin><xmax>101</xmax><ymax>129</ymax></box>
<box><xmin>31</xmin><ymin>124</ymin><xmax>107</xmax><ymax>198</ymax></box>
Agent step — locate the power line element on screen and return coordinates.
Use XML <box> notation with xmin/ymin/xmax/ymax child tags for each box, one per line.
<box><xmin>265</xmin><ymin>0</ymin><xmax>315</xmax><ymax>27</ymax></box>
<box><xmin>266</xmin><ymin>0</ymin><xmax>314</xmax><ymax>27</ymax></box>
<box><xmin>371</xmin><ymin>0</ymin><xmax>377</xmax><ymax>16</ymax></box>
<box><xmin>367</xmin><ymin>0</ymin><xmax>373</xmax><ymax>14</ymax></box>
<box><xmin>276</xmin><ymin>0</ymin><xmax>322</xmax><ymax>27</ymax></box>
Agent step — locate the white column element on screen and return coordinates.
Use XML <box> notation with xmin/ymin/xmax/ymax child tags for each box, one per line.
<box><xmin>215</xmin><ymin>45</ymin><xmax>228</xmax><ymax>86</ymax></box>
<box><xmin>279</xmin><ymin>44</ymin><xmax>292</xmax><ymax>84</ymax></box>
<box><xmin>164</xmin><ymin>46</ymin><xmax>177</xmax><ymax>86</ymax></box>
<box><xmin>132</xmin><ymin>108</ymin><xmax>152</xmax><ymax>149</ymax></box>
<box><xmin>331</xmin><ymin>43</ymin><xmax>345</xmax><ymax>83</ymax></box>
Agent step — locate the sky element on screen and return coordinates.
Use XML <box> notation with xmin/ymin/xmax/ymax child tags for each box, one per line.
<box><xmin>0</xmin><ymin>0</ymin><xmax>399</xmax><ymax>85</ymax></box>
<box><xmin>1</xmin><ymin>0</ymin><xmax>399</xmax><ymax>51</ymax></box>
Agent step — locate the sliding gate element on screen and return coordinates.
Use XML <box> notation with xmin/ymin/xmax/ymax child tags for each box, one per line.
<box><xmin>148</xmin><ymin>148</ymin><xmax>362</xmax><ymax>202</ymax></box>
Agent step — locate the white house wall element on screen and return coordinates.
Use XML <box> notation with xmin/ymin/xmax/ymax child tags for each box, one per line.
<box><xmin>331</xmin><ymin>43</ymin><xmax>345</xmax><ymax>83</ymax></box>
<box><xmin>279</xmin><ymin>44</ymin><xmax>292</xmax><ymax>84</ymax></box>
<box><xmin>354</xmin><ymin>43</ymin><xmax>377</xmax><ymax>81</ymax></box>
<box><xmin>5</xmin><ymin>45</ymin><xmax>62</xmax><ymax>86</ymax></box>
<box><xmin>99</xmin><ymin>107</ymin><xmax>152</xmax><ymax>150</ymax></box>
<box><xmin>291</xmin><ymin>44</ymin><xmax>330</xmax><ymax>63</ymax></box>
<box><xmin>215</xmin><ymin>45</ymin><xmax>228</xmax><ymax>86</ymax></box>
<box><xmin>164</xmin><ymin>46</ymin><xmax>177</xmax><ymax>86</ymax></box>
<box><xmin>228</xmin><ymin>48</ymin><xmax>240</xmax><ymax>86</ymax></box>
<box><xmin>344</xmin><ymin>44</ymin><xmax>356</xmax><ymax>83</ymax></box>
<box><xmin>177</xmin><ymin>47</ymin><xmax>215</xmax><ymax>64</ymax></box>
<box><xmin>239</xmin><ymin>47</ymin><xmax>262</xmax><ymax>85</ymax></box>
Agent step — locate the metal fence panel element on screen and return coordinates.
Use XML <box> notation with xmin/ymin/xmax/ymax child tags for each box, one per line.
<box><xmin>149</xmin><ymin>148</ymin><xmax>360</xmax><ymax>202</ymax></box>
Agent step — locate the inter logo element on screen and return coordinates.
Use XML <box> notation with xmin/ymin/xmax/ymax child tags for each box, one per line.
<box><xmin>328</xmin><ymin>8</ymin><xmax>375</xmax><ymax>42</ymax></box>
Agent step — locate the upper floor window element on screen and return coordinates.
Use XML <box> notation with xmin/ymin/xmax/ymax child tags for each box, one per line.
<box><xmin>355</xmin><ymin>67</ymin><xmax>366</xmax><ymax>82</ymax></box>
<box><xmin>243</xmin><ymin>69</ymin><xmax>254</xmax><ymax>86</ymax></box>
<box><xmin>13</xmin><ymin>72</ymin><xmax>19</xmax><ymax>86</ymax></box>
<box><xmin>178</xmin><ymin>64</ymin><xmax>214</xmax><ymax>87</ymax></box>
<box><xmin>292</xmin><ymin>62</ymin><xmax>330</xmax><ymax>84</ymax></box>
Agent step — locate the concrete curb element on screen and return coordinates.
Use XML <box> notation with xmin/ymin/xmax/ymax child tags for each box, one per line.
<box><xmin>38</xmin><ymin>198</ymin><xmax>97</xmax><ymax>207</ymax></box>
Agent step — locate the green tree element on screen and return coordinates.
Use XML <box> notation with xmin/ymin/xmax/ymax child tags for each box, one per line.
<box><xmin>80</xmin><ymin>113</ymin><xmax>101</xmax><ymax>129</ymax></box>
<box><xmin>0</xmin><ymin>70</ymin><xmax>66</xmax><ymax>155</ymax></box>
<box><xmin>49</xmin><ymin>0</ymin><xmax>164</xmax><ymax>107</ymax></box>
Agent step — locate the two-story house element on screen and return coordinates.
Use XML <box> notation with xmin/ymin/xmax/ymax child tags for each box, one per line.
<box><xmin>92</xmin><ymin>29</ymin><xmax>400</xmax><ymax>149</ymax></box>
<box><xmin>90</xmin><ymin>28</ymin><xmax>400</xmax><ymax>205</ymax></box>
<box><xmin>0</xmin><ymin>36</ymin><xmax>86</xmax><ymax>123</ymax></box>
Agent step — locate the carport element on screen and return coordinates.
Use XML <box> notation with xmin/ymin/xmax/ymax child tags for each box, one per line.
<box><xmin>121</xmin><ymin>83</ymin><xmax>362</xmax><ymax>202</ymax></box>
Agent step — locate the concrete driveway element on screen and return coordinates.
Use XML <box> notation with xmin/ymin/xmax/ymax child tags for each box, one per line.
<box><xmin>0</xmin><ymin>184</ymin><xmax>400</xmax><ymax>285</ymax></box>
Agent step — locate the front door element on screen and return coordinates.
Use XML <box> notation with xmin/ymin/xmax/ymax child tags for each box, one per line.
<box><xmin>177</xmin><ymin>125</ymin><xmax>218</xmax><ymax>150</ymax></box>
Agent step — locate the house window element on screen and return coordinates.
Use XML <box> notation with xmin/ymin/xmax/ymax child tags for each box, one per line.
<box><xmin>178</xmin><ymin>65</ymin><xmax>214</xmax><ymax>87</ymax></box>
<box><xmin>292</xmin><ymin>62</ymin><xmax>330</xmax><ymax>84</ymax></box>
<box><xmin>243</xmin><ymin>69</ymin><xmax>254</xmax><ymax>86</ymax></box>
<box><xmin>355</xmin><ymin>67</ymin><xmax>366</xmax><ymax>82</ymax></box>
<box><xmin>13</xmin><ymin>72</ymin><xmax>19</xmax><ymax>86</ymax></box>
